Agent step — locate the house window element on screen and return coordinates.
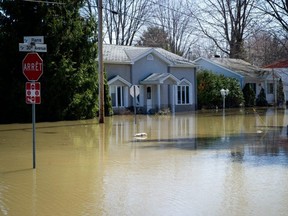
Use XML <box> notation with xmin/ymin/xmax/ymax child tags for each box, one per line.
<box><xmin>177</xmin><ymin>85</ymin><xmax>190</xmax><ymax>104</ymax></box>
<box><xmin>147</xmin><ymin>86</ymin><xmax>151</xmax><ymax>99</ymax></box>
<box><xmin>267</xmin><ymin>83</ymin><xmax>274</xmax><ymax>94</ymax></box>
<box><xmin>110</xmin><ymin>86</ymin><xmax>124</xmax><ymax>107</ymax></box>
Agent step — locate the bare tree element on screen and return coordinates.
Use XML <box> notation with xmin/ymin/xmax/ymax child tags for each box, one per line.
<box><xmin>260</xmin><ymin>0</ymin><xmax>288</xmax><ymax>32</ymax></box>
<box><xmin>103</xmin><ymin>0</ymin><xmax>153</xmax><ymax>45</ymax></box>
<box><xmin>246</xmin><ymin>31</ymin><xmax>288</xmax><ymax>66</ymax></box>
<box><xmin>192</xmin><ymin>0</ymin><xmax>258</xmax><ymax>59</ymax></box>
<box><xmin>83</xmin><ymin>0</ymin><xmax>152</xmax><ymax>46</ymax></box>
<box><xmin>153</xmin><ymin>0</ymin><xmax>197</xmax><ymax>56</ymax></box>
<box><xmin>248</xmin><ymin>0</ymin><xmax>288</xmax><ymax>64</ymax></box>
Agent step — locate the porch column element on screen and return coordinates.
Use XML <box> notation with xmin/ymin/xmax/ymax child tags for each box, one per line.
<box><xmin>157</xmin><ymin>84</ymin><xmax>161</xmax><ymax>111</ymax></box>
<box><xmin>172</xmin><ymin>85</ymin><xmax>175</xmax><ymax>113</ymax></box>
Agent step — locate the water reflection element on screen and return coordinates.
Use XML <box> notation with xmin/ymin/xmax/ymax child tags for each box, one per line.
<box><xmin>131</xmin><ymin>108</ymin><xmax>288</xmax><ymax>166</ymax></box>
<box><xmin>0</xmin><ymin>108</ymin><xmax>288</xmax><ymax>215</ymax></box>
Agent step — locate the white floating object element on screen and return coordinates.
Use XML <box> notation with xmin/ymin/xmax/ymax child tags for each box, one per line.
<box><xmin>134</xmin><ymin>132</ymin><xmax>147</xmax><ymax>137</ymax></box>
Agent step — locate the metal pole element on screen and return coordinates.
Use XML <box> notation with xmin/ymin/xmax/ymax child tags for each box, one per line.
<box><xmin>134</xmin><ymin>85</ymin><xmax>137</xmax><ymax>124</ymax></box>
<box><xmin>32</xmin><ymin>81</ymin><xmax>36</xmax><ymax>169</ymax></box>
<box><xmin>98</xmin><ymin>0</ymin><xmax>104</xmax><ymax>123</ymax></box>
<box><xmin>273</xmin><ymin>69</ymin><xmax>277</xmax><ymax>106</ymax></box>
<box><xmin>222</xmin><ymin>95</ymin><xmax>225</xmax><ymax>115</ymax></box>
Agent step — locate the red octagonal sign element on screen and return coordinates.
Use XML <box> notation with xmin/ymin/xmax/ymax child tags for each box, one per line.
<box><xmin>22</xmin><ymin>53</ymin><xmax>43</xmax><ymax>81</ymax></box>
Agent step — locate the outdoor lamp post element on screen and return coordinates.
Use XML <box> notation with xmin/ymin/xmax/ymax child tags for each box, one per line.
<box><xmin>220</xmin><ymin>88</ymin><xmax>229</xmax><ymax>110</ymax></box>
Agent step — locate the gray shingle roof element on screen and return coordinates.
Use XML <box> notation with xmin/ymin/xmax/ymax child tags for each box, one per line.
<box><xmin>103</xmin><ymin>44</ymin><xmax>132</xmax><ymax>63</ymax></box>
<box><xmin>211</xmin><ymin>58</ymin><xmax>270</xmax><ymax>78</ymax></box>
<box><xmin>103</xmin><ymin>44</ymin><xmax>196</xmax><ymax>67</ymax></box>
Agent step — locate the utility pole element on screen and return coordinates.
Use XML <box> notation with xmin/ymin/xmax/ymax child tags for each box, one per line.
<box><xmin>98</xmin><ymin>0</ymin><xmax>104</xmax><ymax>123</ymax></box>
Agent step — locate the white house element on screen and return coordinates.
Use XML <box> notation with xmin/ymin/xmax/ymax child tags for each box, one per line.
<box><xmin>264</xmin><ymin>59</ymin><xmax>288</xmax><ymax>104</ymax></box>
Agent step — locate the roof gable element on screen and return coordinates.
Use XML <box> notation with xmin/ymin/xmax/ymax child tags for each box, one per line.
<box><xmin>108</xmin><ymin>75</ymin><xmax>132</xmax><ymax>87</ymax></box>
<box><xmin>127</xmin><ymin>48</ymin><xmax>172</xmax><ymax>65</ymax></box>
<box><xmin>179</xmin><ymin>78</ymin><xmax>191</xmax><ymax>86</ymax></box>
<box><xmin>140</xmin><ymin>73</ymin><xmax>180</xmax><ymax>85</ymax></box>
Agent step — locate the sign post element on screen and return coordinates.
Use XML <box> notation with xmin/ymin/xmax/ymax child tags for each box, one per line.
<box><xmin>130</xmin><ymin>85</ymin><xmax>140</xmax><ymax>124</ymax></box>
<box><xmin>22</xmin><ymin>53</ymin><xmax>43</xmax><ymax>167</ymax></box>
<box><xmin>20</xmin><ymin>36</ymin><xmax>46</xmax><ymax>169</ymax></box>
<box><xmin>32</xmin><ymin>92</ymin><xmax>36</xmax><ymax>169</ymax></box>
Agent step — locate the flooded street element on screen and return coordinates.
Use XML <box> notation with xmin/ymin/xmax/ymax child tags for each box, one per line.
<box><xmin>1</xmin><ymin>108</ymin><xmax>288</xmax><ymax>216</ymax></box>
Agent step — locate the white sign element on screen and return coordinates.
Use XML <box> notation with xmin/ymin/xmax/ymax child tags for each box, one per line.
<box><xmin>24</xmin><ymin>36</ymin><xmax>44</xmax><ymax>44</ymax></box>
<box><xmin>130</xmin><ymin>85</ymin><xmax>140</xmax><ymax>97</ymax></box>
<box><xmin>19</xmin><ymin>43</ymin><xmax>47</xmax><ymax>52</ymax></box>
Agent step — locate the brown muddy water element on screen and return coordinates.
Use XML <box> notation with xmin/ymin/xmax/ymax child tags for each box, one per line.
<box><xmin>0</xmin><ymin>108</ymin><xmax>288</xmax><ymax>216</ymax></box>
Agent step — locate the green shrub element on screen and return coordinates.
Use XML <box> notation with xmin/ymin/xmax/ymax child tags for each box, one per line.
<box><xmin>256</xmin><ymin>88</ymin><xmax>268</xmax><ymax>106</ymax></box>
<box><xmin>242</xmin><ymin>84</ymin><xmax>255</xmax><ymax>107</ymax></box>
<box><xmin>197</xmin><ymin>70</ymin><xmax>244</xmax><ymax>109</ymax></box>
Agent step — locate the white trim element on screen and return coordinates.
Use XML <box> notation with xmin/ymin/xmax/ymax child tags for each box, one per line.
<box><xmin>147</xmin><ymin>54</ymin><xmax>154</xmax><ymax>61</ymax></box>
<box><xmin>176</xmin><ymin>84</ymin><xmax>192</xmax><ymax>105</ymax></box>
<box><xmin>104</xmin><ymin>61</ymin><xmax>132</xmax><ymax>65</ymax></box>
<box><xmin>178</xmin><ymin>78</ymin><xmax>191</xmax><ymax>86</ymax></box>
<box><xmin>172</xmin><ymin>86</ymin><xmax>175</xmax><ymax>113</ymax></box>
<box><xmin>110</xmin><ymin>86</ymin><xmax>123</xmax><ymax>107</ymax></box>
<box><xmin>169</xmin><ymin>64</ymin><xmax>197</xmax><ymax>68</ymax></box>
<box><xmin>140</xmin><ymin>73</ymin><xmax>180</xmax><ymax>85</ymax></box>
<box><xmin>108</xmin><ymin>75</ymin><xmax>132</xmax><ymax>87</ymax></box>
<box><xmin>157</xmin><ymin>84</ymin><xmax>161</xmax><ymax>110</ymax></box>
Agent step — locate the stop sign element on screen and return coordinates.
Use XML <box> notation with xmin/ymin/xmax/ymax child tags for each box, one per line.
<box><xmin>22</xmin><ymin>53</ymin><xmax>43</xmax><ymax>81</ymax></box>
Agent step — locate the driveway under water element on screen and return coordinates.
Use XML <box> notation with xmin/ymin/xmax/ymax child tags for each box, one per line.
<box><xmin>0</xmin><ymin>108</ymin><xmax>288</xmax><ymax>216</ymax></box>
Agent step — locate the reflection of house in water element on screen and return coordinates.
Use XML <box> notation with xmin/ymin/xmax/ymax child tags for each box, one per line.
<box><xmin>194</xmin><ymin>108</ymin><xmax>288</xmax><ymax>164</ymax></box>
<box><xmin>255</xmin><ymin>108</ymin><xmax>285</xmax><ymax>137</ymax></box>
<box><xmin>108</xmin><ymin>115</ymin><xmax>197</xmax><ymax>147</ymax></box>
<box><xmin>107</xmin><ymin>109</ymin><xmax>288</xmax><ymax>165</ymax></box>
<box><xmin>229</xmin><ymin>134</ymin><xmax>288</xmax><ymax>165</ymax></box>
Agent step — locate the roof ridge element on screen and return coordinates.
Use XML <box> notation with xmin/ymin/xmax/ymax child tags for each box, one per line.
<box><xmin>103</xmin><ymin>44</ymin><xmax>196</xmax><ymax>67</ymax></box>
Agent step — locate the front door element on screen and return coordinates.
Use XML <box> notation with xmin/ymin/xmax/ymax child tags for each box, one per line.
<box><xmin>146</xmin><ymin>86</ymin><xmax>152</xmax><ymax>112</ymax></box>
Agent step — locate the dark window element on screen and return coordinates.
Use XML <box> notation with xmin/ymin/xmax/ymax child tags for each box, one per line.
<box><xmin>147</xmin><ymin>87</ymin><xmax>151</xmax><ymax>99</ymax></box>
<box><xmin>177</xmin><ymin>85</ymin><xmax>190</xmax><ymax>105</ymax></box>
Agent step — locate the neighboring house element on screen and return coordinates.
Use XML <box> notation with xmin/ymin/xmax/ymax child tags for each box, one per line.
<box><xmin>103</xmin><ymin>44</ymin><xmax>197</xmax><ymax>114</ymax></box>
<box><xmin>194</xmin><ymin>57</ymin><xmax>277</xmax><ymax>104</ymax></box>
<box><xmin>264</xmin><ymin>59</ymin><xmax>288</xmax><ymax>104</ymax></box>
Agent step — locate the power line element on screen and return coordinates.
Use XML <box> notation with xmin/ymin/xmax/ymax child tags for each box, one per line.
<box><xmin>146</xmin><ymin>0</ymin><xmax>197</xmax><ymax>18</ymax></box>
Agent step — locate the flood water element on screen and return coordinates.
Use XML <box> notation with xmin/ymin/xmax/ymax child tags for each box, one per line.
<box><xmin>1</xmin><ymin>108</ymin><xmax>288</xmax><ymax>216</ymax></box>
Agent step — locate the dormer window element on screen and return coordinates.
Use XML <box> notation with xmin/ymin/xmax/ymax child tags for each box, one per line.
<box><xmin>147</xmin><ymin>54</ymin><xmax>154</xmax><ymax>61</ymax></box>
